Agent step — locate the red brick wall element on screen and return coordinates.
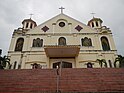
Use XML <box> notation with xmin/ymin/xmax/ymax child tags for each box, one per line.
<box><xmin>0</xmin><ymin>68</ymin><xmax>124</xmax><ymax>93</ymax></box>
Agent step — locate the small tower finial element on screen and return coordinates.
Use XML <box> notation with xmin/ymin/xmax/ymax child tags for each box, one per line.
<box><xmin>59</xmin><ymin>7</ymin><xmax>65</xmax><ymax>14</ymax></box>
<box><xmin>29</xmin><ymin>14</ymin><xmax>34</xmax><ymax>19</ymax></box>
<box><xmin>90</xmin><ymin>12</ymin><xmax>96</xmax><ymax>18</ymax></box>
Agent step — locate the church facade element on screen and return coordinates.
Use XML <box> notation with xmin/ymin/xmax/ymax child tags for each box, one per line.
<box><xmin>8</xmin><ymin>12</ymin><xmax>117</xmax><ymax>69</ymax></box>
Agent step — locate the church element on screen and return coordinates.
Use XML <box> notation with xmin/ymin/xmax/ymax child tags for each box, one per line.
<box><xmin>8</xmin><ymin>8</ymin><xmax>117</xmax><ymax>69</ymax></box>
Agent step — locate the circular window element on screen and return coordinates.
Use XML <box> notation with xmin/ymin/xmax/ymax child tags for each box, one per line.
<box><xmin>59</xmin><ymin>22</ymin><xmax>65</xmax><ymax>27</ymax></box>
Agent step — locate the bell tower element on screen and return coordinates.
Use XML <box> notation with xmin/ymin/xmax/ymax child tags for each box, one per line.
<box><xmin>22</xmin><ymin>18</ymin><xmax>37</xmax><ymax>30</ymax></box>
<box><xmin>88</xmin><ymin>17</ymin><xmax>103</xmax><ymax>29</ymax></box>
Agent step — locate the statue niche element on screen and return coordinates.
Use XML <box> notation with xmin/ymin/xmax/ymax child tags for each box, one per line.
<box><xmin>58</xmin><ymin>37</ymin><xmax>66</xmax><ymax>45</ymax></box>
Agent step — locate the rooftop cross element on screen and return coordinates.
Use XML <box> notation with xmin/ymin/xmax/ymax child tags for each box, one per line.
<box><xmin>59</xmin><ymin>7</ymin><xmax>65</xmax><ymax>14</ymax></box>
<box><xmin>90</xmin><ymin>12</ymin><xmax>96</xmax><ymax>18</ymax></box>
<box><xmin>29</xmin><ymin>14</ymin><xmax>34</xmax><ymax>19</ymax></box>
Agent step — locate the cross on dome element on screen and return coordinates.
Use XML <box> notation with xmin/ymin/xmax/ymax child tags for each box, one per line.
<box><xmin>90</xmin><ymin>12</ymin><xmax>96</xmax><ymax>18</ymax></box>
<box><xmin>59</xmin><ymin>7</ymin><xmax>65</xmax><ymax>14</ymax></box>
<box><xmin>29</xmin><ymin>14</ymin><xmax>34</xmax><ymax>19</ymax></box>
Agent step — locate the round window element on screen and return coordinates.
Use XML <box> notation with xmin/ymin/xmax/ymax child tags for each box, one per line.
<box><xmin>59</xmin><ymin>22</ymin><xmax>65</xmax><ymax>27</ymax></box>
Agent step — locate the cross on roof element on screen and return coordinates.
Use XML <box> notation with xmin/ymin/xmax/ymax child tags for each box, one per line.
<box><xmin>90</xmin><ymin>13</ymin><xmax>96</xmax><ymax>18</ymax></box>
<box><xmin>29</xmin><ymin>14</ymin><xmax>34</xmax><ymax>19</ymax></box>
<box><xmin>59</xmin><ymin>7</ymin><xmax>65</xmax><ymax>14</ymax></box>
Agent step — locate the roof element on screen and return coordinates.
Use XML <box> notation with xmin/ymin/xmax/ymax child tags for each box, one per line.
<box><xmin>22</xmin><ymin>18</ymin><xmax>37</xmax><ymax>26</ymax></box>
<box><xmin>88</xmin><ymin>17</ymin><xmax>103</xmax><ymax>26</ymax></box>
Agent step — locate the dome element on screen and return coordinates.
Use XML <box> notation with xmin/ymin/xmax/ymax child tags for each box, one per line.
<box><xmin>22</xmin><ymin>18</ymin><xmax>37</xmax><ymax>29</ymax></box>
<box><xmin>88</xmin><ymin>17</ymin><xmax>103</xmax><ymax>28</ymax></box>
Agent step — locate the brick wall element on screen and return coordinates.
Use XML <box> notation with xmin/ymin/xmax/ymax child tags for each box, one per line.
<box><xmin>0</xmin><ymin>68</ymin><xmax>124</xmax><ymax>93</ymax></box>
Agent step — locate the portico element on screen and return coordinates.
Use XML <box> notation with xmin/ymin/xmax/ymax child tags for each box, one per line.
<box><xmin>44</xmin><ymin>45</ymin><xmax>80</xmax><ymax>68</ymax></box>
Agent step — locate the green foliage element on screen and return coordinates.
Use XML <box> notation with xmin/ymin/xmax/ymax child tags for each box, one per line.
<box><xmin>0</xmin><ymin>49</ymin><xmax>2</xmax><ymax>56</ymax></box>
<box><xmin>114</xmin><ymin>55</ymin><xmax>124</xmax><ymax>68</ymax></box>
<box><xmin>0</xmin><ymin>55</ymin><xmax>10</xmax><ymax>69</ymax></box>
<box><xmin>96</xmin><ymin>59</ymin><xmax>107</xmax><ymax>68</ymax></box>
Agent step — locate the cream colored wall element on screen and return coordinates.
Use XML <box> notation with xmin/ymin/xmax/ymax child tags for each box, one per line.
<box><xmin>8</xmin><ymin>37</ymin><xmax>16</xmax><ymax>51</ymax></box>
<box><xmin>8</xmin><ymin>53</ymin><xmax>22</xmax><ymax>69</ymax></box>
<box><xmin>8</xmin><ymin>14</ymin><xmax>117</xmax><ymax>69</ymax></box>
<box><xmin>77</xmin><ymin>53</ymin><xmax>97</xmax><ymax>68</ymax></box>
<box><xmin>77</xmin><ymin>52</ymin><xmax>117</xmax><ymax>68</ymax></box>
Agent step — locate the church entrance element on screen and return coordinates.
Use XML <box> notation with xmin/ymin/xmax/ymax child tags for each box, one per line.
<box><xmin>44</xmin><ymin>45</ymin><xmax>80</xmax><ymax>68</ymax></box>
<box><xmin>53</xmin><ymin>61</ymin><xmax>72</xmax><ymax>68</ymax></box>
<box><xmin>50</xmin><ymin>58</ymin><xmax>75</xmax><ymax>68</ymax></box>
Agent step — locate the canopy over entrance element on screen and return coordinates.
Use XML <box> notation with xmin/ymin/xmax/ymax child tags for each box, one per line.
<box><xmin>44</xmin><ymin>45</ymin><xmax>80</xmax><ymax>57</ymax></box>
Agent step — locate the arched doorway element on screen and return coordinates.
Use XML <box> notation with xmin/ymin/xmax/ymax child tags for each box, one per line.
<box><xmin>53</xmin><ymin>61</ymin><xmax>72</xmax><ymax>68</ymax></box>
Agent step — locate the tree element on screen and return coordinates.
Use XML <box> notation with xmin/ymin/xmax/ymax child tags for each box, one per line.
<box><xmin>0</xmin><ymin>49</ymin><xmax>10</xmax><ymax>69</ymax></box>
<box><xmin>114</xmin><ymin>55</ymin><xmax>124</xmax><ymax>68</ymax></box>
<box><xmin>96</xmin><ymin>59</ymin><xmax>107</xmax><ymax>68</ymax></box>
<box><xmin>0</xmin><ymin>49</ymin><xmax>2</xmax><ymax>56</ymax></box>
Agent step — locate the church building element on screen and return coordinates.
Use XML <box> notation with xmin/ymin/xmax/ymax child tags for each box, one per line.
<box><xmin>8</xmin><ymin>8</ymin><xmax>117</xmax><ymax>69</ymax></box>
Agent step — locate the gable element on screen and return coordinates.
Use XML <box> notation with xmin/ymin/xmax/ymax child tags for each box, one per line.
<box><xmin>26</xmin><ymin>14</ymin><xmax>97</xmax><ymax>35</ymax></box>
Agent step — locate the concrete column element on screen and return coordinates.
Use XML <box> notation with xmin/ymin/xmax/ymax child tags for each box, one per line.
<box><xmin>9</xmin><ymin>36</ymin><xmax>16</xmax><ymax>51</ymax></box>
<box><xmin>75</xmin><ymin>56</ymin><xmax>79</xmax><ymax>68</ymax></box>
<box><xmin>21</xmin><ymin>53</ymin><xmax>27</xmax><ymax>69</ymax></box>
<box><xmin>98</xmin><ymin>21</ymin><xmax>101</xmax><ymax>28</ymax></box>
<box><xmin>109</xmin><ymin>34</ymin><xmax>116</xmax><ymax>50</ymax></box>
<box><xmin>46</xmin><ymin>57</ymin><xmax>50</xmax><ymax>68</ymax></box>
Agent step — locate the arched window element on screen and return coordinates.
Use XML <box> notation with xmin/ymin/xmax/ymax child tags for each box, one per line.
<box><xmin>30</xmin><ymin>23</ymin><xmax>33</xmax><ymax>29</ymax></box>
<box><xmin>15</xmin><ymin>38</ymin><xmax>24</xmax><ymax>51</ymax></box>
<box><xmin>89</xmin><ymin>38</ymin><xmax>92</xmax><ymax>46</ymax></box>
<box><xmin>87</xmin><ymin>62</ymin><xmax>93</xmax><ymax>68</ymax></box>
<box><xmin>40</xmin><ymin>39</ymin><xmax>43</xmax><ymax>47</ymax></box>
<box><xmin>81</xmin><ymin>38</ymin><xmax>84</xmax><ymax>46</ymax></box>
<box><xmin>58</xmin><ymin>37</ymin><xmax>66</xmax><ymax>45</ymax></box>
<box><xmin>96</xmin><ymin>21</ymin><xmax>99</xmax><ymax>27</ymax></box>
<box><xmin>101</xmin><ymin>37</ymin><xmax>110</xmax><ymax>51</ymax></box>
<box><xmin>32</xmin><ymin>39</ymin><xmax>36</xmax><ymax>47</ymax></box>
<box><xmin>81</xmin><ymin>37</ymin><xmax>92</xmax><ymax>46</ymax></box>
<box><xmin>92</xmin><ymin>22</ymin><xmax>94</xmax><ymax>27</ymax></box>
<box><xmin>26</xmin><ymin>22</ymin><xmax>29</xmax><ymax>28</ymax></box>
<box><xmin>32</xmin><ymin>38</ymin><xmax>43</xmax><ymax>47</ymax></box>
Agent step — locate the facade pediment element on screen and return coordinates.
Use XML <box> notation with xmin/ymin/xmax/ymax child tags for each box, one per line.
<box><xmin>26</xmin><ymin>14</ymin><xmax>97</xmax><ymax>35</ymax></box>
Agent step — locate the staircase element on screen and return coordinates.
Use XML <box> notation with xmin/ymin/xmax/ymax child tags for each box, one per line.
<box><xmin>0</xmin><ymin>68</ymin><xmax>124</xmax><ymax>93</ymax></box>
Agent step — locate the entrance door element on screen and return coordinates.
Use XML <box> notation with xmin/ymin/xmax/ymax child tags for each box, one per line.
<box><xmin>53</xmin><ymin>61</ymin><xmax>72</xmax><ymax>68</ymax></box>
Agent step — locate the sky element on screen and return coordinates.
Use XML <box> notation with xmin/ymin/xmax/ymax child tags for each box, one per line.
<box><xmin>0</xmin><ymin>0</ymin><xmax>124</xmax><ymax>56</ymax></box>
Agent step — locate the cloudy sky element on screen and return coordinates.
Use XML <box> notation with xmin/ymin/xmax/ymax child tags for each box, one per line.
<box><xmin>0</xmin><ymin>0</ymin><xmax>124</xmax><ymax>56</ymax></box>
